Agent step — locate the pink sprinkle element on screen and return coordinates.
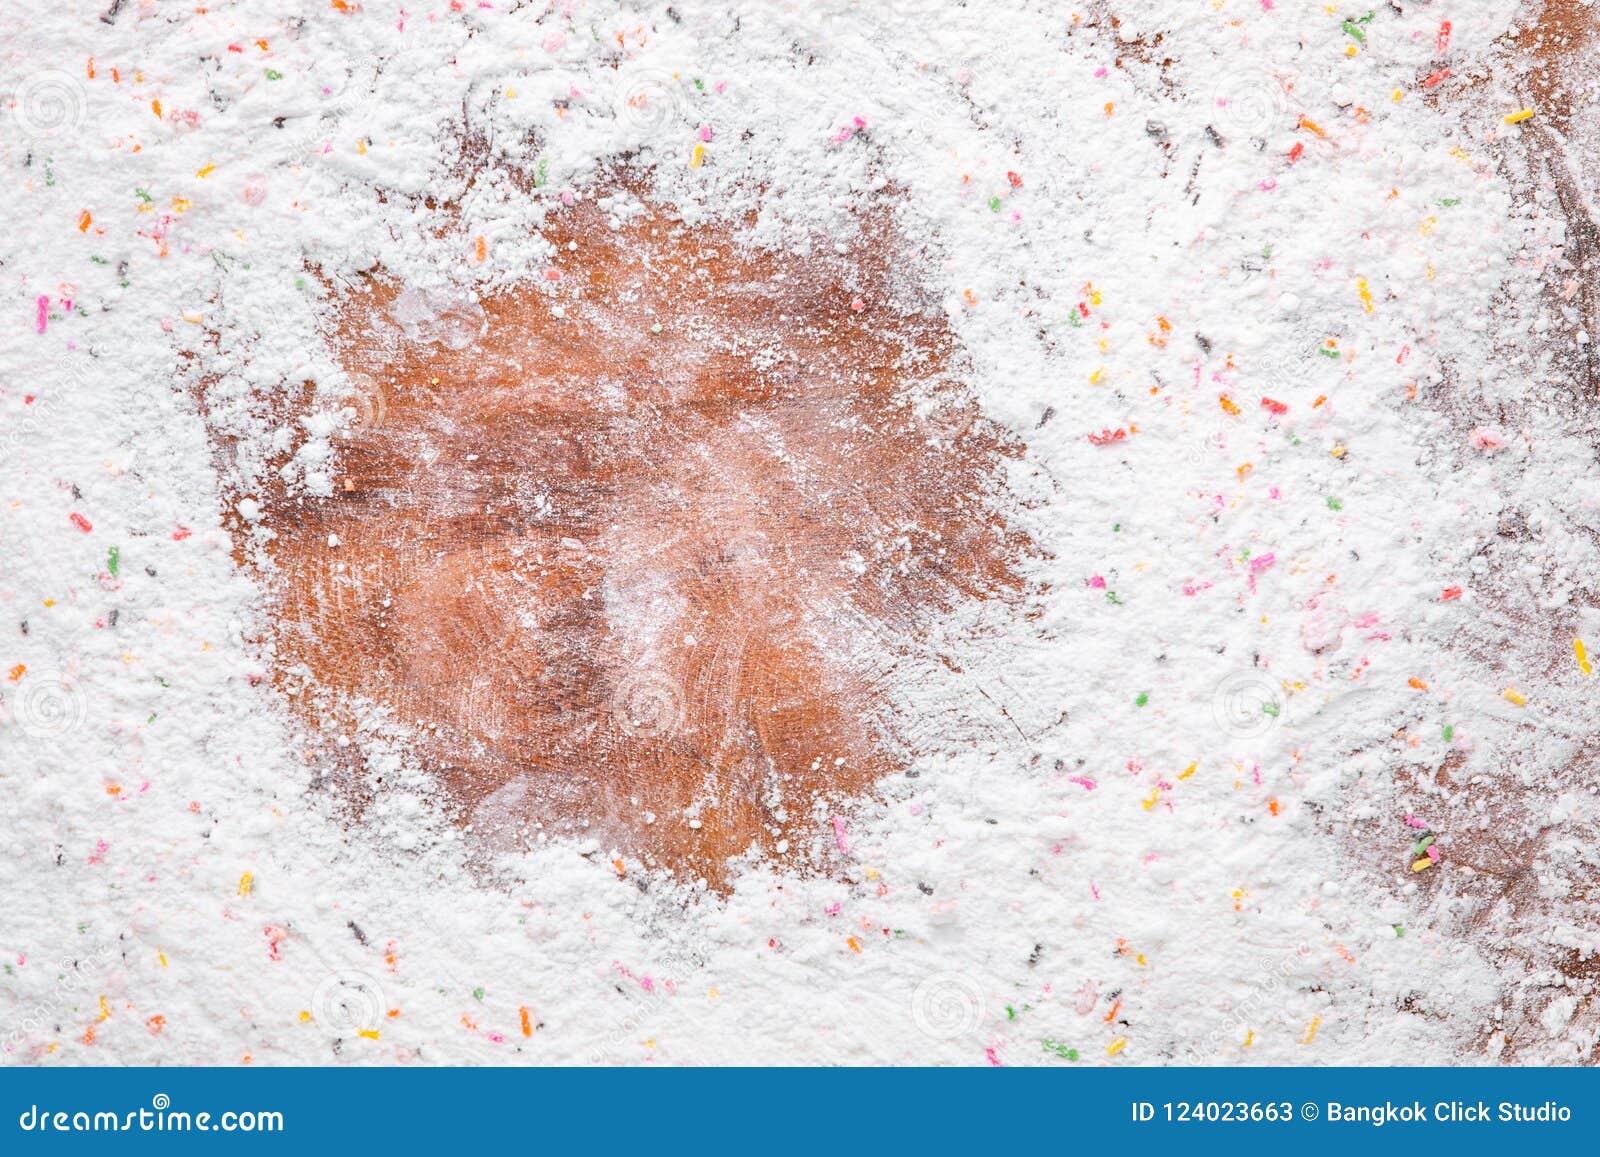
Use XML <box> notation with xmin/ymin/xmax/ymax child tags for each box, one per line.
<box><xmin>1090</xmin><ymin>883</ymin><xmax>1101</xmax><ymax>901</ymax></box>
<box><xmin>1067</xmin><ymin>776</ymin><xmax>1097</xmax><ymax>791</ymax></box>
<box><xmin>850</xmin><ymin>297</ymin><xmax>865</xmax><ymax>312</ymax></box>
<box><xmin>1094</xmin><ymin>66</ymin><xmax>1108</xmax><ymax>78</ymax></box>
<box><xmin>544</xmin><ymin>268</ymin><xmax>562</xmax><ymax>281</ymax></box>
<box><xmin>984</xmin><ymin>1047</ymin><xmax>1002</xmax><ymax>1066</ymax></box>
<box><xmin>824</xmin><ymin>902</ymin><xmax>841</xmax><ymax>916</ymax></box>
<box><xmin>1468</xmin><ymin>426</ymin><xmax>1505</xmax><ymax>451</ymax></box>
<box><xmin>831</xmin><ymin>815</ymin><xmax>850</xmax><ymax>853</ymax></box>
<box><xmin>87</xmin><ymin>839</ymin><xmax>110</xmax><ymax>865</ymax></box>
<box><xmin>1259</xmin><ymin>178</ymin><xmax>1277</xmax><ymax>191</ymax></box>
<box><xmin>1249</xmin><ymin>553</ymin><xmax>1276</xmax><ymax>572</ymax></box>
<box><xmin>1087</xmin><ymin>575</ymin><xmax>1106</xmax><ymax>589</ymax></box>
<box><xmin>35</xmin><ymin>296</ymin><xmax>48</xmax><ymax>334</ymax></box>
<box><xmin>1404</xmin><ymin>814</ymin><xmax>1429</xmax><ymax>829</ymax></box>
<box><xmin>697</xmin><ymin>123</ymin><xmax>713</xmax><ymax>142</ymax></box>
<box><xmin>1426</xmin><ymin>844</ymin><xmax>1440</xmax><ymax>862</ymax></box>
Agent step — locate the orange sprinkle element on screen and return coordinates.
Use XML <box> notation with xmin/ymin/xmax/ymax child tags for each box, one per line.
<box><xmin>1312</xmin><ymin>394</ymin><xmax>1327</xmax><ymax>408</ymax></box>
<box><xmin>7</xmin><ymin>664</ymin><xmax>24</xmax><ymax>682</ymax></box>
<box><xmin>145</xmin><ymin>1015</ymin><xmax>166</xmax><ymax>1034</ymax></box>
<box><xmin>87</xmin><ymin>57</ymin><xmax>95</xmax><ymax>80</ymax></box>
<box><xmin>520</xmin><ymin>1006</ymin><xmax>533</xmax><ymax>1037</ymax></box>
<box><xmin>1103</xmin><ymin>101</ymin><xmax>1115</xmax><ymax>116</ymax></box>
<box><xmin>82</xmin><ymin>1025</ymin><xmax>96</xmax><ymax>1046</ymax></box>
<box><xmin>77</xmin><ymin>210</ymin><xmax>92</xmax><ymax>232</ymax></box>
<box><xmin>962</xmin><ymin>288</ymin><xmax>977</xmax><ymax>306</ymax></box>
<box><xmin>846</xmin><ymin>936</ymin><xmax>862</xmax><ymax>953</ymax></box>
<box><xmin>152</xmin><ymin>99</ymin><xmax>162</xmax><ymax>118</ymax></box>
<box><xmin>1298</xmin><ymin>115</ymin><xmax>1327</xmax><ymax>138</ymax></box>
<box><xmin>1219</xmin><ymin>394</ymin><xmax>1241</xmax><ymax>416</ymax></box>
<box><xmin>1103</xmin><ymin>998</ymin><xmax>1121</xmax><ymax>1023</ymax></box>
<box><xmin>1268</xmin><ymin>798</ymin><xmax>1281</xmax><ymax>816</ymax></box>
<box><xmin>475</xmin><ymin>235</ymin><xmax>487</xmax><ymax>263</ymax></box>
<box><xmin>1408</xmin><ymin>678</ymin><xmax>1428</xmax><ymax>690</ymax></box>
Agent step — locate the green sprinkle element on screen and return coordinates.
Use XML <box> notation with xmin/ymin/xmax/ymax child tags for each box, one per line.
<box><xmin>1262</xmin><ymin>702</ymin><xmax>1280</xmax><ymax>718</ymax></box>
<box><xmin>1318</xmin><ymin>346</ymin><xmax>1342</xmax><ymax>359</ymax></box>
<box><xmin>1135</xmin><ymin>692</ymin><xmax>1149</xmax><ymax>707</ymax></box>
<box><xmin>265</xmin><ymin>69</ymin><xmax>283</xmax><ymax>80</ymax></box>
<box><xmin>1341</xmin><ymin>19</ymin><xmax>1366</xmax><ymax>42</ymax></box>
<box><xmin>1262</xmin><ymin>244</ymin><xmax>1274</xmax><ymax>259</ymax></box>
<box><xmin>472</xmin><ymin>987</ymin><xmax>486</xmax><ymax>1002</ymax></box>
<box><xmin>988</xmin><ymin>196</ymin><xmax>1001</xmax><ymax>212</ymax></box>
<box><xmin>1005</xmin><ymin>1004</ymin><xmax>1016</xmax><ymax>1021</ymax></box>
<box><xmin>147</xmin><ymin>713</ymin><xmax>157</xmax><ymax>724</ymax></box>
<box><xmin>156</xmin><ymin>676</ymin><xmax>170</xmax><ymax>689</ymax></box>
<box><xmin>1112</xmin><ymin>523</ymin><xmax>1121</xmax><ymax>532</ymax></box>
<box><xmin>1412</xmin><ymin>834</ymin><xmax>1436</xmax><ymax>856</ymax></box>
<box><xmin>1393</xmin><ymin>924</ymin><xmax>1405</xmax><ymax>937</ymax></box>
<box><xmin>650</xmin><ymin>323</ymin><xmax>663</xmax><ymax>334</ymax></box>
<box><xmin>1443</xmin><ymin>724</ymin><xmax>1454</xmax><ymax>742</ymax></box>
<box><xmin>1067</xmin><ymin>311</ymin><xmax>1081</xmax><ymax>328</ymax></box>
<box><xmin>1439</xmin><ymin>198</ymin><xmax>1460</xmax><ymax>207</ymax></box>
<box><xmin>536</xmin><ymin>157</ymin><xmax>549</xmax><ymax>187</ymax></box>
<box><xmin>1326</xmin><ymin>496</ymin><xmax>1342</xmax><ymax>510</ymax></box>
<box><xmin>1043</xmin><ymin>1040</ymin><xmax>1080</xmax><ymax>1061</ymax></box>
<box><xmin>295</xmin><ymin>277</ymin><xmax>305</xmax><ymax>290</ymax></box>
<box><xmin>1105</xmin><ymin>591</ymin><xmax>1124</xmax><ymax>605</ymax></box>
<box><xmin>693</xmin><ymin>78</ymin><xmax>705</xmax><ymax>92</ymax></box>
<box><xmin>135</xmin><ymin>188</ymin><xmax>153</xmax><ymax>204</ymax></box>
<box><xmin>90</xmin><ymin>255</ymin><xmax>108</xmax><ymax>265</ymax></box>
<box><xmin>107</xmin><ymin>546</ymin><xmax>119</xmax><ymax>577</ymax></box>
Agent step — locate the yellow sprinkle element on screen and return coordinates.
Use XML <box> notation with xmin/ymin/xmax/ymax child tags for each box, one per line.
<box><xmin>1391</xmin><ymin>89</ymin><xmax>1402</xmax><ymax>103</ymax></box>
<box><xmin>171</xmin><ymin>196</ymin><xmax>192</xmax><ymax>213</ymax></box>
<box><xmin>1244</xmin><ymin>1031</ymin><xmax>1254</xmax><ymax>1047</ymax></box>
<box><xmin>1088</xmin><ymin>366</ymin><xmax>1105</xmax><ymax>384</ymax></box>
<box><xmin>237</xmin><ymin>871</ymin><xmax>254</xmax><ymax>897</ymax></box>
<box><xmin>1345</xmin><ymin>44</ymin><xmax>1358</xmax><ymax>56</ymax></box>
<box><xmin>1503</xmin><ymin>108</ymin><xmax>1535</xmax><ymax>124</ymax></box>
<box><xmin>157</xmin><ymin>951</ymin><xmax>167</xmax><ymax>968</ymax></box>
<box><xmin>1302</xmin><ymin>1016</ymin><xmax>1320</xmax><ymax>1044</ymax></box>
<box><xmin>1503</xmin><ymin>688</ymin><xmax>1526</xmax><ymax>706</ymax></box>
<box><xmin>504</xmin><ymin>87</ymin><xmax>517</xmax><ymax>99</ymax></box>
<box><xmin>1357</xmin><ymin>279</ymin><xmax>1373</xmax><ymax>312</ymax></box>
<box><xmin>1141</xmin><ymin>790</ymin><xmax>1160</xmax><ymax>810</ymax></box>
<box><xmin>1576</xmin><ymin>639</ymin><xmax>1591</xmax><ymax>675</ymax></box>
<box><xmin>1107</xmin><ymin>1037</ymin><xmax>1127</xmax><ymax>1055</ymax></box>
<box><xmin>298</xmin><ymin>1010</ymin><xmax>313</xmax><ymax>1023</ymax></box>
<box><xmin>1411</xmin><ymin>856</ymin><xmax>1433</xmax><ymax>873</ymax></box>
<box><xmin>97</xmin><ymin>995</ymin><xmax>111</xmax><ymax>1022</ymax></box>
<box><xmin>690</xmin><ymin>143</ymin><xmax>705</xmax><ymax>169</ymax></box>
<box><xmin>1177</xmin><ymin>761</ymin><xmax>1197</xmax><ymax>781</ymax></box>
<box><xmin>357</xmin><ymin>139</ymin><xmax>368</xmax><ymax>155</ymax></box>
<box><xmin>357</xmin><ymin>1029</ymin><xmax>380</xmax><ymax>1040</ymax></box>
<box><xmin>1330</xmin><ymin>444</ymin><xmax>1347</xmax><ymax>459</ymax></box>
<box><xmin>196</xmin><ymin>162</ymin><xmax>215</xmax><ymax>178</ymax></box>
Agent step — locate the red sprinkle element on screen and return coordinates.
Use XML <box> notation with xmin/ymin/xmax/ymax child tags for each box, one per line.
<box><xmin>1260</xmin><ymin>397</ymin><xmax>1288</xmax><ymax>415</ymax></box>
<box><xmin>1287</xmin><ymin>142</ymin><xmax>1304</xmax><ymax>164</ymax></box>
<box><xmin>172</xmin><ymin>526</ymin><xmax>193</xmax><ymax>541</ymax></box>
<box><xmin>1437</xmin><ymin>21</ymin><xmax>1451</xmax><ymax>55</ymax></box>
<box><xmin>69</xmin><ymin>513</ymin><xmax>93</xmax><ymax>533</ymax></box>
<box><xmin>1088</xmin><ymin>427</ymin><xmax>1128</xmax><ymax>446</ymax></box>
<box><xmin>1423</xmin><ymin>68</ymin><xmax>1450</xmax><ymax>90</ymax></box>
<box><xmin>1006</xmin><ymin>170</ymin><xmax>1022</xmax><ymax>187</ymax></box>
<box><xmin>1441</xmin><ymin>586</ymin><xmax>1463</xmax><ymax>601</ymax></box>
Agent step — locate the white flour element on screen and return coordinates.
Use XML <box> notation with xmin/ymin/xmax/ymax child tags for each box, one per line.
<box><xmin>2</xmin><ymin>0</ymin><xmax>1590</xmax><ymax>1064</ymax></box>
